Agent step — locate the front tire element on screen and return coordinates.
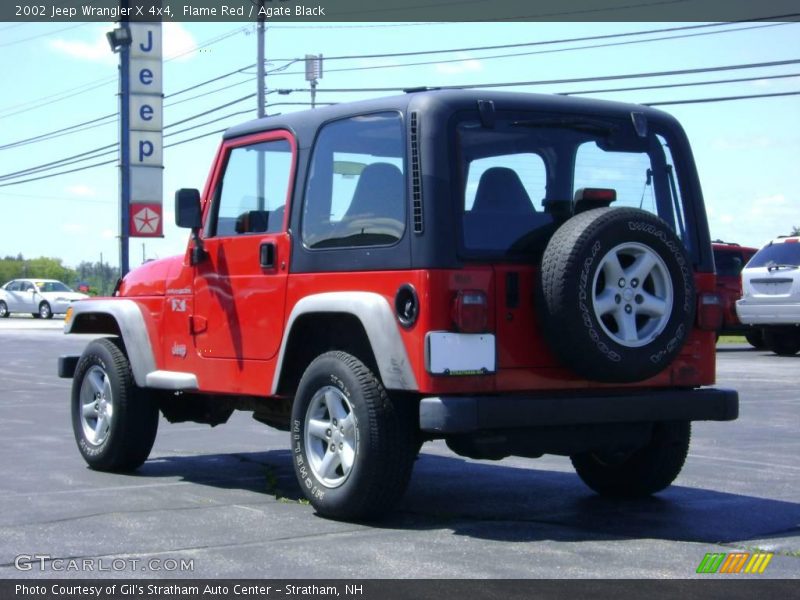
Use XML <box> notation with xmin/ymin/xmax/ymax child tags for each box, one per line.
<box><xmin>0</xmin><ymin>301</ymin><xmax>8</xmax><ymax>318</ymax></box>
<box><xmin>290</xmin><ymin>351</ymin><xmax>416</xmax><ymax>520</ymax></box>
<box><xmin>71</xmin><ymin>338</ymin><xmax>159</xmax><ymax>471</ymax></box>
<box><xmin>571</xmin><ymin>421</ymin><xmax>690</xmax><ymax>497</ymax></box>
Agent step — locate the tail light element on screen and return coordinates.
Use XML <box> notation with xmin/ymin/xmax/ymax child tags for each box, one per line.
<box><xmin>697</xmin><ymin>293</ymin><xmax>723</xmax><ymax>330</ymax></box>
<box><xmin>452</xmin><ymin>290</ymin><xmax>488</xmax><ymax>333</ymax></box>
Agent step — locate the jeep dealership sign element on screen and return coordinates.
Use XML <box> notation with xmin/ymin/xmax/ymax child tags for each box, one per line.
<box><xmin>128</xmin><ymin>22</ymin><xmax>163</xmax><ymax>238</ymax></box>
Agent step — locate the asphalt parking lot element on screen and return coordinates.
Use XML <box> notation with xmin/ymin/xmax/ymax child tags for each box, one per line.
<box><xmin>0</xmin><ymin>318</ymin><xmax>797</xmax><ymax>579</ymax></box>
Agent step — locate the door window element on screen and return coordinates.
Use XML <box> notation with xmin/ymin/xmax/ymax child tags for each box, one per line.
<box><xmin>210</xmin><ymin>138</ymin><xmax>293</xmax><ymax>237</ymax></box>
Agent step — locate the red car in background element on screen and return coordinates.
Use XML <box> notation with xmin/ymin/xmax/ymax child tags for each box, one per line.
<box><xmin>712</xmin><ymin>241</ymin><xmax>759</xmax><ymax>346</ymax></box>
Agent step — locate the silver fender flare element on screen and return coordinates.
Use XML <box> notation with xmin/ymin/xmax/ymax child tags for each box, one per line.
<box><xmin>66</xmin><ymin>299</ymin><xmax>197</xmax><ymax>390</ymax></box>
<box><xmin>272</xmin><ymin>292</ymin><xmax>417</xmax><ymax>394</ymax></box>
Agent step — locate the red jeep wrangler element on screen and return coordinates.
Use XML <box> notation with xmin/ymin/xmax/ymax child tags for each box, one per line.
<box><xmin>711</xmin><ymin>240</ymin><xmax>759</xmax><ymax>345</ymax></box>
<box><xmin>60</xmin><ymin>90</ymin><xmax>737</xmax><ymax>520</ymax></box>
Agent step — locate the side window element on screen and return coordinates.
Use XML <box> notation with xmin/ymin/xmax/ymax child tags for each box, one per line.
<box><xmin>212</xmin><ymin>138</ymin><xmax>292</xmax><ymax>237</ymax></box>
<box><xmin>302</xmin><ymin>112</ymin><xmax>406</xmax><ymax>249</ymax></box>
<box><xmin>6</xmin><ymin>281</ymin><xmax>19</xmax><ymax>292</ymax></box>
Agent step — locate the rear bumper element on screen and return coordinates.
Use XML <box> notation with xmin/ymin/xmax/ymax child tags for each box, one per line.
<box><xmin>419</xmin><ymin>388</ymin><xmax>738</xmax><ymax>434</ymax></box>
<box><xmin>736</xmin><ymin>301</ymin><xmax>800</xmax><ymax>325</ymax></box>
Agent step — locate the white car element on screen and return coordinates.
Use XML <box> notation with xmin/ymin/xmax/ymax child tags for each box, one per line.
<box><xmin>736</xmin><ymin>236</ymin><xmax>800</xmax><ymax>355</ymax></box>
<box><xmin>0</xmin><ymin>278</ymin><xmax>89</xmax><ymax>319</ymax></box>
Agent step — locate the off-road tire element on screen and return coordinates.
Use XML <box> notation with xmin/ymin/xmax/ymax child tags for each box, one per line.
<box><xmin>71</xmin><ymin>338</ymin><xmax>159</xmax><ymax>471</ymax></box>
<box><xmin>571</xmin><ymin>421</ymin><xmax>691</xmax><ymax>497</ymax></box>
<box><xmin>290</xmin><ymin>351</ymin><xmax>416</xmax><ymax>520</ymax></box>
<box><xmin>539</xmin><ymin>207</ymin><xmax>695</xmax><ymax>383</ymax></box>
<box><xmin>763</xmin><ymin>329</ymin><xmax>800</xmax><ymax>356</ymax></box>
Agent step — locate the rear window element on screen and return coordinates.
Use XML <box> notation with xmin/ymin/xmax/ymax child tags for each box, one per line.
<box><xmin>456</xmin><ymin>112</ymin><xmax>693</xmax><ymax>258</ymax></box>
<box><xmin>748</xmin><ymin>242</ymin><xmax>800</xmax><ymax>268</ymax></box>
<box><xmin>713</xmin><ymin>249</ymin><xmax>746</xmax><ymax>277</ymax></box>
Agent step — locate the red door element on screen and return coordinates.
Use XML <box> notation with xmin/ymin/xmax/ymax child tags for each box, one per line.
<box><xmin>192</xmin><ymin>131</ymin><xmax>296</xmax><ymax>361</ymax></box>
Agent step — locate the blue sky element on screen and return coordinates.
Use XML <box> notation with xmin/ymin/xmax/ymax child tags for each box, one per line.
<box><xmin>0</xmin><ymin>20</ymin><xmax>798</xmax><ymax>269</ymax></box>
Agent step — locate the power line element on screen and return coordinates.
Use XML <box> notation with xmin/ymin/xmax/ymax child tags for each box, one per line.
<box><xmin>4</xmin><ymin>56</ymin><xmax>799</xmax><ymax>182</ymax></box>
<box><xmin>266</xmin><ymin>16</ymin><xmax>800</xmax><ymax>63</ymax></box>
<box><xmin>1</xmin><ymin>88</ymin><xmax>795</xmax><ymax>190</ymax></box>
<box><xmin>561</xmin><ymin>72</ymin><xmax>800</xmax><ymax>96</ymax></box>
<box><xmin>0</xmin><ymin>113</ymin><xmax>117</xmax><ymax>151</ymax></box>
<box><xmin>5</xmin><ymin>17</ymin><xmax>795</xmax><ymax>146</ymax></box>
<box><xmin>0</xmin><ymin>23</ymin><xmax>88</xmax><ymax>48</ymax></box>
<box><xmin>645</xmin><ymin>90</ymin><xmax>800</xmax><ymax>106</ymax></box>
<box><xmin>0</xmin><ymin>94</ymin><xmax>258</xmax><ymax>181</ymax></box>
<box><xmin>0</xmin><ymin>25</ymin><xmax>250</xmax><ymax>121</ymax></box>
<box><xmin>265</xmin><ymin>22</ymin><xmax>797</xmax><ymax>79</ymax></box>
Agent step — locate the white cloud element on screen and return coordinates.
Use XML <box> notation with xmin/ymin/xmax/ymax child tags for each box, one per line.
<box><xmin>707</xmin><ymin>193</ymin><xmax>798</xmax><ymax>247</ymax></box>
<box><xmin>711</xmin><ymin>136</ymin><xmax>774</xmax><ymax>151</ymax></box>
<box><xmin>49</xmin><ymin>23</ymin><xmax>196</xmax><ymax>64</ymax></box>
<box><xmin>162</xmin><ymin>23</ymin><xmax>197</xmax><ymax>62</ymax></box>
<box><xmin>49</xmin><ymin>29</ymin><xmax>115</xmax><ymax>65</ymax></box>
<box><xmin>66</xmin><ymin>184</ymin><xmax>96</xmax><ymax>197</ymax></box>
<box><xmin>61</xmin><ymin>223</ymin><xmax>88</xmax><ymax>235</ymax></box>
<box><xmin>434</xmin><ymin>55</ymin><xmax>483</xmax><ymax>75</ymax></box>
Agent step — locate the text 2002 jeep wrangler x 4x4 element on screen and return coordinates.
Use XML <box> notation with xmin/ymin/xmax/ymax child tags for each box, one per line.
<box><xmin>59</xmin><ymin>90</ymin><xmax>738</xmax><ymax>520</ymax></box>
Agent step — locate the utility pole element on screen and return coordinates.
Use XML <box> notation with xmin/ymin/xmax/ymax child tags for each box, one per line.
<box><xmin>100</xmin><ymin>252</ymin><xmax>105</xmax><ymax>296</ymax></box>
<box><xmin>305</xmin><ymin>54</ymin><xmax>323</xmax><ymax>109</ymax></box>
<box><xmin>257</xmin><ymin>1</ymin><xmax>266</xmax><ymax>118</ymax></box>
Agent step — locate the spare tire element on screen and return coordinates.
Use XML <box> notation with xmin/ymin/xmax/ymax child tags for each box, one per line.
<box><xmin>539</xmin><ymin>207</ymin><xmax>695</xmax><ymax>383</ymax></box>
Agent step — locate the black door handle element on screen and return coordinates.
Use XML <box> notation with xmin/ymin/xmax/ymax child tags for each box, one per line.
<box><xmin>260</xmin><ymin>242</ymin><xmax>276</xmax><ymax>268</ymax></box>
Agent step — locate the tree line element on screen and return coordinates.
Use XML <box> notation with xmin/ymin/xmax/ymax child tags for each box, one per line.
<box><xmin>0</xmin><ymin>255</ymin><xmax>120</xmax><ymax>296</ymax></box>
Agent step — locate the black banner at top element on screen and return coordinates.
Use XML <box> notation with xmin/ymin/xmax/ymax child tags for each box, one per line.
<box><xmin>2</xmin><ymin>0</ymin><xmax>800</xmax><ymax>22</ymax></box>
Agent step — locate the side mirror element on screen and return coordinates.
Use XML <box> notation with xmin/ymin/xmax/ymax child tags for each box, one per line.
<box><xmin>175</xmin><ymin>188</ymin><xmax>206</xmax><ymax>265</ymax></box>
<box><xmin>175</xmin><ymin>188</ymin><xmax>202</xmax><ymax>229</ymax></box>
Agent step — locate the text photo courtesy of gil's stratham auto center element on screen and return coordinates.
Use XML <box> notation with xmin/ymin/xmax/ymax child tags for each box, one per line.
<box><xmin>0</xmin><ymin>1</ymin><xmax>798</xmax><ymax>598</ymax></box>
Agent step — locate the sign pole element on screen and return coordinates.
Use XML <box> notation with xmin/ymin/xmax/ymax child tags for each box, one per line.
<box><xmin>119</xmin><ymin>7</ymin><xmax>131</xmax><ymax>277</ymax></box>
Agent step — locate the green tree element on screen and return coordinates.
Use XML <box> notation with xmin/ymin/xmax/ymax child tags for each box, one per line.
<box><xmin>0</xmin><ymin>255</ymin><xmax>77</xmax><ymax>288</ymax></box>
<box><xmin>74</xmin><ymin>260</ymin><xmax>120</xmax><ymax>296</ymax></box>
<box><xmin>791</xmin><ymin>225</ymin><xmax>800</xmax><ymax>236</ymax></box>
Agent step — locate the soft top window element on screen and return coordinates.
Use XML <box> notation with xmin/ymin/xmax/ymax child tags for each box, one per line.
<box><xmin>456</xmin><ymin>112</ymin><xmax>693</xmax><ymax>259</ymax></box>
<box><xmin>302</xmin><ymin>112</ymin><xmax>406</xmax><ymax>250</ymax></box>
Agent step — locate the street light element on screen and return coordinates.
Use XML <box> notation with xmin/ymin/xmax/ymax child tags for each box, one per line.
<box><xmin>106</xmin><ymin>26</ymin><xmax>132</xmax><ymax>53</ymax></box>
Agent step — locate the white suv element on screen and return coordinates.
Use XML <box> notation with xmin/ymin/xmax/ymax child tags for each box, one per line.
<box><xmin>736</xmin><ymin>236</ymin><xmax>800</xmax><ymax>355</ymax></box>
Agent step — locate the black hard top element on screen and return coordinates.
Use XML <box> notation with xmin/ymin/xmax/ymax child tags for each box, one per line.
<box><xmin>223</xmin><ymin>88</ymin><xmax>677</xmax><ymax>143</ymax></box>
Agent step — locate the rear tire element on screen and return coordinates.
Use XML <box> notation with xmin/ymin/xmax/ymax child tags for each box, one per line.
<box><xmin>763</xmin><ymin>329</ymin><xmax>800</xmax><ymax>356</ymax></box>
<box><xmin>71</xmin><ymin>338</ymin><xmax>159</xmax><ymax>471</ymax></box>
<box><xmin>290</xmin><ymin>351</ymin><xmax>416</xmax><ymax>520</ymax></box>
<box><xmin>745</xmin><ymin>329</ymin><xmax>766</xmax><ymax>350</ymax></box>
<box><xmin>39</xmin><ymin>302</ymin><xmax>52</xmax><ymax>319</ymax></box>
<box><xmin>571</xmin><ymin>421</ymin><xmax>690</xmax><ymax>497</ymax></box>
<box><xmin>0</xmin><ymin>301</ymin><xmax>8</xmax><ymax>318</ymax></box>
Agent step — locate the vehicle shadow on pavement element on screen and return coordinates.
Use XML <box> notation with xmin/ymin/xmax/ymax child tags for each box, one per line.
<box><xmin>139</xmin><ymin>449</ymin><xmax>800</xmax><ymax>545</ymax></box>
